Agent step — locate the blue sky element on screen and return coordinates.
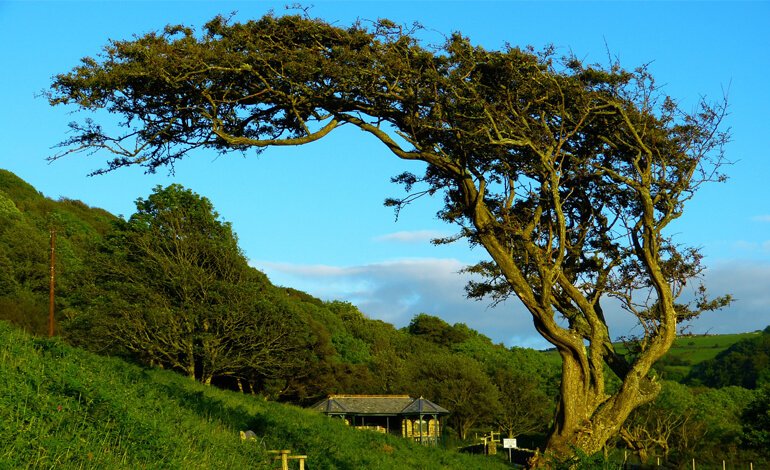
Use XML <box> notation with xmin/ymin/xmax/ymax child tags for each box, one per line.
<box><xmin>1</xmin><ymin>1</ymin><xmax>769</xmax><ymax>349</ymax></box>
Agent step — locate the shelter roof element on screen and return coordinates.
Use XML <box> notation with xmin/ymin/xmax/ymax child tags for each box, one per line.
<box><xmin>400</xmin><ymin>396</ymin><xmax>450</xmax><ymax>415</ymax></box>
<box><xmin>309</xmin><ymin>395</ymin><xmax>449</xmax><ymax>416</ymax></box>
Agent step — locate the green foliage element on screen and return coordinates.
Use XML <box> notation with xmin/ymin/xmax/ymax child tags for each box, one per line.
<box><xmin>491</xmin><ymin>367</ymin><xmax>552</xmax><ymax>438</ymax></box>
<box><xmin>621</xmin><ymin>381</ymin><xmax>763</xmax><ymax>466</ymax></box>
<box><xmin>0</xmin><ymin>169</ymin><xmax>43</xmax><ymax>205</ymax></box>
<box><xmin>0</xmin><ymin>170</ymin><xmax>115</xmax><ymax>336</ymax></box>
<box><xmin>742</xmin><ymin>385</ymin><xmax>770</xmax><ymax>450</ymax></box>
<box><xmin>67</xmin><ymin>184</ymin><xmax>308</xmax><ymax>387</ymax></box>
<box><xmin>686</xmin><ymin>329</ymin><xmax>770</xmax><ymax>388</ymax></box>
<box><xmin>0</xmin><ymin>321</ymin><xmax>508</xmax><ymax>469</ymax></box>
<box><xmin>46</xmin><ymin>12</ymin><xmax>734</xmax><ymax>457</ymax></box>
<box><xmin>406</xmin><ymin>352</ymin><xmax>501</xmax><ymax>440</ymax></box>
<box><xmin>644</xmin><ymin>332</ymin><xmax>758</xmax><ymax>381</ymax></box>
<box><xmin>0</xmin><ymin>189</ymin><xmax>21</xmax><ymax>219</ymax></box>
<box><xmin>407</xmin><ymin>313</ymin><xmax>471</xmax><ymax>347</ymax></box>
<box><xmin>5</xmin><ymin>169</ymin><xmax>765</xmax><ymax>464</ymax></box>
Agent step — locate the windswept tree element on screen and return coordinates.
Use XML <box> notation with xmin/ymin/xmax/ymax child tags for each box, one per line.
<box><xmin>48</xmin><ymin>14</ymin><xmax>730</xmax><ymax>463</ymax></box>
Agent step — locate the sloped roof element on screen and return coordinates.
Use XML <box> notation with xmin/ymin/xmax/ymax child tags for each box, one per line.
<box><xmin>400</xmin><ymin>396</ymin><xmax>449</xmax><ymax>415</ymax></box>
<box><xmin>309</xmin><ymin>395</ymin><xmax>449</xmax><ymax>416</ymax></box>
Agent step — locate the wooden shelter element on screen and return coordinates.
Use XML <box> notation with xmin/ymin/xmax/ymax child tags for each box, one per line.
<box><xmin>309</xmin><ymin>395</ymin><xmax>449</xmax><ymax>445</ymax></box>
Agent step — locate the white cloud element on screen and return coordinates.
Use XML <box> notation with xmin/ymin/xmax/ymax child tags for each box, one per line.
<box><xmin>254</xmin><ymin>257</ymin><xmax>548</xmax><ymax>348</ymax></box>
<box><xmin>373</xmin><ymin>230</ymin><xmax>448</xmax><ymax>244</ymax></box>
<box><xmin>732</xmin><ymin>240</ymin><xmax>770</xmax><ymax>254</ymax></box>
<box><xmin>752</xmin><ymin>215</ymin><xmax>770</xmax><ymax>223</ymax></box>
<box><xmin>691</xmin><ymin>260</ymin><xmax>770</xmax><ymax>334</ymax></box>
<box><xmin>250</xmin><ymin>258</ymin><xmax>770</xmax><ymax>350</ymax></box>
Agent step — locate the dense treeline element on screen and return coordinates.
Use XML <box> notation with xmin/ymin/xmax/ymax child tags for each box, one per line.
<box><xmin>686</xmin><ymin>326</ymin><xmax>770</xmax><ymax>389</ymax></box>
<box><xmin>0</xmin><ymin>170</ymin><xmax>560</xmax><ymax>444</ymax></box>
<box><xmin>0</xmin><ymin>170</ymin><xmax>115</xmax><ymax>334</ymax></box>
<box><xmin>1</xmin><ymin>169</ymin><xmax>768</xmax><ymax>466</ymax></box>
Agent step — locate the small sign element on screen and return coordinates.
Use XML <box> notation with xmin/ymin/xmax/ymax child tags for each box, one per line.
<box><xmin>503</xmin><ymin>438</ymin><xmax>517</xmax><ymax>449</ymax></box>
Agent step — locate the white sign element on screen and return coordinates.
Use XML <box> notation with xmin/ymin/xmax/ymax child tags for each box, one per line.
<box><xmin>503</xmin><ymin>438</ymin><xmax>517</xmax><ymax>449</ymax></box>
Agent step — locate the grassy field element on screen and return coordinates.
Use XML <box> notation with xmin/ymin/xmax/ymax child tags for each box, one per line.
<box><xmin>541</xmin><ymin>331</ymin><xmax>761</xmax><ymax>382</ymax></box>
<box><xmin>0</xmin><ymin>321</ymin><xmax>509</xmax><ymax>469</ymax></box>
<box><xmin>651</xmin><ymin>331</ymin><xmax>761</xmax><ymax>381</ymax></box>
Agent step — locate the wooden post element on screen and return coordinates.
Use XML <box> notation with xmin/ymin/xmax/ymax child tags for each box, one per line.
<box><xmin>48</xmin><ymin>228</ymin><xmax>56</xmax><ymax>337</ymax></box>
<box><xmin>268</xmin><ymin>450</ymin><xmax>290</xmax><ymax>470</ymax></box>
<box><xmin>289</xmin><ymin>455</ymin><xmax>307</xmax><ymax>470</ymax></box>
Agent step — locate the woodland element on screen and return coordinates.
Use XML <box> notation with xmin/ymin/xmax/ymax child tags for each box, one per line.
<box><xmin>1</xmin><ymin>168</ymin><xmax>769</xmax><ymax>468</ymax></box>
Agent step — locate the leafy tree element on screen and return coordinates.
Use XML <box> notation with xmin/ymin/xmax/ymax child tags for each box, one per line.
<box><xmin>48</xmin><ymin>14</ymin><xmax>731</xmax><ymax>460</ymax></box>
<box><xmin>687</xmin><ymin>329</ymin><xmax>770</xmax><ymax>389</ymax></box>
<box><xmin>621</xmin><ymin>381</ymin><xmax>754</xmax><ymax>465</ymax></box>
<box><xmin>407</xmin><ymin>313</ymin><xmax>471</xmax><ymax>347</ymax></box>
<box><xmin>692</xmin><ymin>386</ymin><xmax>755</xmax><ymax>462</ymax></box>
<box><xmin>620</xmin><ymin>381</ymin><xmax>701</xmax><ymax>464</ymax></box>
<box><xmin>407</xmin><ymin>352</ymin><xmax>501</xmax><ymax>440</ymax></box>
<box><xmin>492</xmin><ymin>367</ymin><xmax>552</xmax><ymax>439</ymax></box>
<box><xmin>742</xmin><ymin>385</ymin><xmax>770</xmax><ymax>452</ymax></box>
<box><xmin>68</xmin><ymin>184</ymin><xmax>299</xmax><ymax>385</ymax></box>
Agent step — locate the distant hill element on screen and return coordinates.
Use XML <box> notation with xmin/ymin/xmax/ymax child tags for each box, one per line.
<box><xmin>685</xmin><ymin>327</ymin><xmax>770</xmax><ymax>388</ymax></box>
<box><xmin>540</xmin><ymin>331</ymin><xmax>763</xmax><ymax>384</ymax></box>
<box><xmin>650</xmin><ymin>332</ymin><xmax>764</xmax><ymax>382</ymax></box>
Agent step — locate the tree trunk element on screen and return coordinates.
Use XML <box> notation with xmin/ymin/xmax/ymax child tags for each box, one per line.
<box><xmin>186</xmin><ymin>340</ymin><xmax>197</xmax><ymax>381</ymax></box>
<box><xmin>529</xmin><ymin>348</ymin><xmax>661</xmax><ymax>468</ymax></box>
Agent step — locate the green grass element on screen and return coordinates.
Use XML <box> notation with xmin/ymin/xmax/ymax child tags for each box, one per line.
<box><xmin>541</xmin><ymin>331</ymin><xmax>761</xmax><ymax>382</ymax></box>
<box><xmin>0</xmin><ymin>321</ymin><xmax>508</xmax><ymax>469</ymax></box>
<box><xmin>665</xmin><ymin>332</ymin><xmax>760</xmax><ymax>362</ymax></box>
<box><xmin>650</xmin><ymin>332</ymin><xmax>761</xmax><ymax>381</ymax></box>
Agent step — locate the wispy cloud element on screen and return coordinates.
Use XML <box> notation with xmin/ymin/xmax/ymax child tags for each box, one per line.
<box><xmin>253</xmin><ymin>257</ymin><xmax>549</xmax><ymax>348</ymax></box>
<box><xmin>733</xmin><ymin>240</ymin><xmax>770</xmax><ymax>254</ymax></box>
<box><xmin>373</xmin><ymin>230</ymin><xmax>448</xmax><ymax>244</ymax></box>
<box><xmin>693</xmin><ymin>261</ymin><xmax>770</xmax><ymax>333</ymax></box>
<box><xmin>752</xmin><ymin>215</ymin><xmax>770</xmax><ymax>223</ymax></box>
<box><xmin>250</xmin><ymin>258</ymin><xmax>770</xmax><ymax>349</ymax></box>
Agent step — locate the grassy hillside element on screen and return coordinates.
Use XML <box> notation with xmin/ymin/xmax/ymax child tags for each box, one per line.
<box><xmin>0</xmin><ymin>169</ymin><xmax>116</xmax><ymax>336</ymax></box>
<box><xmin>0</xmin><ymin>321</ymin><xmax>508</xmax><ymax>469</ymax></box>
<box><xmin>541</xmin><ymin>331</ymin><xmax>762</xmax><ymax>383</ymax></box>
<box><xmin>651</xmin><ymin>332</ymin><xmax>762</xmax><ymax>381</ymax></box>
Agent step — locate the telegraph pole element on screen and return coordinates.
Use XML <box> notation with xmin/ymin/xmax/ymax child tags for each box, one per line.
<box><xmin>49</xmin><ymin>228</ymin><xmax>56</xmax><ymax>337</ymax></box>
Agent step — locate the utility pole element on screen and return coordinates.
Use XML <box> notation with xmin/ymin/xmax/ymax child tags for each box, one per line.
<box><xmin>49</xmin><ymin>227</ymin><xmax>56</xmax><ymax>337</ymax></box>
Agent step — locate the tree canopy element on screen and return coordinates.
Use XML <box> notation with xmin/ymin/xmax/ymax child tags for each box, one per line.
<box><xmin>67</xmin><ymin>184</ymin><xmax>303</xmax><ymax>386</ymax></box>
<box><xmin>686</xmin><ymin>329</ymin><xmax>770</xmax><ymax>389</ymax></box>
<box><xmin>48</xmin><ymin>13</ymin><xmax>731</xmax><ymax>463</ymax></box>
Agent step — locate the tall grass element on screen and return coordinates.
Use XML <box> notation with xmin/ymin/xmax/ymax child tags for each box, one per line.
<box><xmin>0</xmin><ymin>322</ymin><xmax>507</xmax><ymax>469</ymax></box>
